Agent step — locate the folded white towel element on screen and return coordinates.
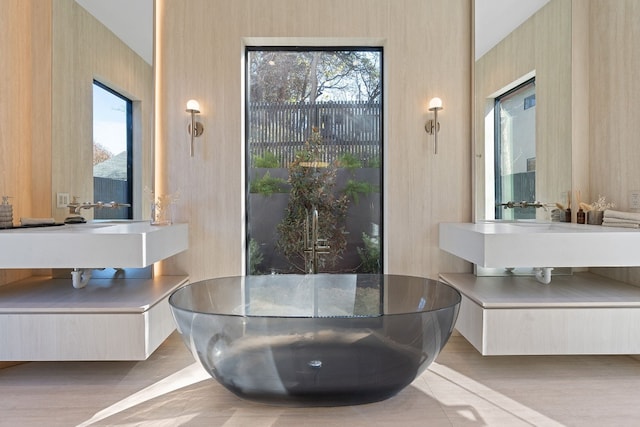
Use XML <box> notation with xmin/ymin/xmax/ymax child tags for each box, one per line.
<box><xmin>602</xmin><ymin>222</ymin><xmax>639</xmax><ymax>229</ymax></box>
<box><xmin>603</xmin><ymin>209</ymin><xmax>640</xmax><ymax>222</ymax></box>
<box><xmin>20</xmin><ymin>217</ymin><xmax>56</xmax><ymax>226</ymax></box>
<box><xmin>601</xmin><ymin>217</ymin><xmax>640</xmax><ymax>225</ymax></box>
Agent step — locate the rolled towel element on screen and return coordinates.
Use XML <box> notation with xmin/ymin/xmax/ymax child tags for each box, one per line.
<box><xmin>603</xmin><ymin>209</ymin><xmax>640</xmax><ymax>222</ymax></box>
<box><xmin>20</xmin><ymin>217</ymin><xmax>56</xmax><ymax>226</ymax></box>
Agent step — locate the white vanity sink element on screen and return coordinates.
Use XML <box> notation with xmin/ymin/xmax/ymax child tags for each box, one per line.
<box><xmin>0</xmin><ymin>220</ymin><xmax>188</xmax><ymax>268</ymax></box>
<box><xmin>440</xmin><ymin>221</ymin><xmax>640</xmax><ymax>268</ymax></box>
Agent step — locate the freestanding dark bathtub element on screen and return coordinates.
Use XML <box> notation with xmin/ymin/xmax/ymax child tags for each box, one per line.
<box><xmin>169</xmin><ymin>274</ymin><xmax>460</xmax><ymax>406</ymax></box>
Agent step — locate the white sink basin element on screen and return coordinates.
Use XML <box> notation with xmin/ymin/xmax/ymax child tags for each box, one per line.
<box><xmin>507</xmin><ymin>222</ymin><xmax>553</xmax><ymax>229</ymax></box>
<box><xmin>440</xmin><ymin>220</ymin><xmax>640</xmax><ymax>268</ymax></box>
<box><xmin>0</xmin><ymin>220</ymin><xmax>188</xmax><ymax>268</ymax></box>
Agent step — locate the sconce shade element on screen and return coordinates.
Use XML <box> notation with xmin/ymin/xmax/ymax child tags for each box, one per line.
<box><xmin>186</xmin><ymin>99</ymin><xmax>201</xmax><ymax>112</ymax></box>
<box><xmin>426</xmin><ymin>97</ymin><xmax>443</xmax><ymax>154</ymax></box>
<box><xmin>186</xmin><ymin>99</ymin><xmax>203</xmax><ymax>157</ymax></box>
<box><xmin>428</xmin><ymin>97</ymin><xmax>443</xmax><ymax>111</ymax></box>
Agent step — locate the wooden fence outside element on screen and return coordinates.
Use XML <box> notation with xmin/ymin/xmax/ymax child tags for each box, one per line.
<box><xmin>248</xmin><ymin>101</ymin><xmax>381</xmax><ymax>167</ymax></box>
<box><xmin>93</xmin><ymin>177</ymin><xmax>129</xmax><ymax>219</ymax></box>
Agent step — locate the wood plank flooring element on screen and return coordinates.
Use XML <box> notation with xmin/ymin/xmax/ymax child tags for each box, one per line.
<box><xmin>2</xmin><ymin>332</ymin><xmax>640</xmax><ymax>426</ymax></box>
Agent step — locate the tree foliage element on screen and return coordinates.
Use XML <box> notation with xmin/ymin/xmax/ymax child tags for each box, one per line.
<box><xmin>93</xmin><ymin>141</ymin><xmax>113</xmax><ymax>165</ymax></box>
<box><xmin>248</xmin><ymin>50</ymin><xmax>381</xmax><ymax>104</ymax></box>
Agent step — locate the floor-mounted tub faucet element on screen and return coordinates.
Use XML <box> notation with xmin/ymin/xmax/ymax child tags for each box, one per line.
<box><xmin>304</xmin><ymin>207</ymin><xmax>330</xmax><ymax>274</ymax></box>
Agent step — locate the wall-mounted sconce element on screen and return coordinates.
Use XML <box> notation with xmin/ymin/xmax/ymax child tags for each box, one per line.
<box><xmin>424</xmin><ymin>97</ymin><xmax>443</xmax><ymax>154</ymax></box>
<box><xmin>186</xmin><ymin>99</ymin><xmax>204</xmax><ymax>157</ymax></box>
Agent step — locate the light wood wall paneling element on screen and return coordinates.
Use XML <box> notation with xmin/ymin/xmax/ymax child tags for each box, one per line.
<box><xmin>589</xmin><ymin>0</ymin><xmax>640</xmax><ymax>286</ymax></box>
<box><xmin>0</xmin><ymin>0</ymin><xmax>44</xmax><ymax>286</ymax></box>
<box><xmin>31</xmin><ymin>1</ymin><xmax>52</xmax><ymax>220</ymax></box>
<box><xmin>157</xmin><ymin>0</ymin><xmax>472</xmax><ymax>282</ymax></box>
<box><xmin>571</xmin><ymin>0</ymin><xmax>590</xmax><ymax>223</ymax></box>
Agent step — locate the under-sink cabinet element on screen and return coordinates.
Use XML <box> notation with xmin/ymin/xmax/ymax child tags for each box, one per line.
<box><xmin>441</xmin><ymin>272</ymin><xmax>640</xmax><ymax>355</ymax></box>
<box><xmin>0</xmin><ymin>274</ymin><xmax>189</xmax><ymax>361</ymax></box>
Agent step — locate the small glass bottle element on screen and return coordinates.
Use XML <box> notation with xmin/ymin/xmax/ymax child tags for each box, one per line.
<box><xmin>577</xmin><ymin>208</ymin><xmax>586</xmax><ymax>224</ymax></box>
<box><xmin>565</xmin><ymin>208</ymin><xmax>571</xmax><ymax>222</ymax></box>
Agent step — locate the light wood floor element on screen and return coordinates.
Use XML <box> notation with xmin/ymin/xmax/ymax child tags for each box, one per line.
<box><xmin>2</xmin><ymin>332</ymin><xmax>640</xmax><ymax>426</ymax></box>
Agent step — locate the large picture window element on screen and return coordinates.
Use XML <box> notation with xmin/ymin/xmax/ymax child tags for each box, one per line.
<box><xmin>246</xmin><ymin>47</ymin><xmax>383</xmax><ymax>275</ymax></box>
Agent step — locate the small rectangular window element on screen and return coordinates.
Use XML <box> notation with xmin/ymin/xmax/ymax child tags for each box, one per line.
<box><xmin>494</xmin><ymin>78</ymin><xmax>536</xmax><ymax>220</ymax></box>
<box><xmin>92</xmin><ymin>81</ymin><xmax>133</xmax><ymax>219</ymax></box>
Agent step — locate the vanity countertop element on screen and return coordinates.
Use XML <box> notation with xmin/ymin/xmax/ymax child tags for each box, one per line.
<box><xmin>0</xmin><ymin>221</ymin><xmax>188</xmax><ymax>269</ymax></box>
<box><xmin>440</xmin><ymin>221</ymin><xmax>640</xmax><ymax>268</ymax></box>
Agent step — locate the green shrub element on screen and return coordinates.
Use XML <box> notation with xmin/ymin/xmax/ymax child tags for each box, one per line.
<box><xmin>250</xmin><ymin>171</ymin><xmax>288</xmax><ymax>195</ymax></box>
<box><xmin>248</xmin><ymin>238</ymin><xmax>264</xmax><ymax>275</ymax></box>
<box><xmin>253</xmin><ymin>151</ymin><xmax>281</xmax><ymax>168</ymax></box>
<box><xmin>357</xmin><ymin>232</ymin><xmax>380</xmax><ymax>273</ymax></box>
<box><xmin>367</xmin><ymin>155</ymin><xmax>381</xmax><ymax>168</ymax></box>
<box><xmin>277</xmin><ymin>129</ymin><xmax>349</xmax><ymax>273</ymax></box>
<box><xmin>343</xmin><ymin>179</ymin><xmax>379</xmax><ymax>205</ymax></box>
<box><xmin>337</xmin><ymin>152</ymin><xmax>362</xmax><ymax>172</ymax></box>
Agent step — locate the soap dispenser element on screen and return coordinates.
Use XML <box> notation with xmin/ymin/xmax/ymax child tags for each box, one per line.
<box><xmin>0</xmin><ymin>196</ymin><xmax>13</xmax><ymax>228</ymax></box>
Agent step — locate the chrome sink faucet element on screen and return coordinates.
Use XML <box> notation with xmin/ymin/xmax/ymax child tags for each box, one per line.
<box><xmin>67</xmin><ymin>197</ymin><xmax>131</xmax><ymax>215</ymax></box>
<box><xmin>65</xmin><ymin>197</ymin><xmax>131</xmax><ymax>224</ymax></box>
<box><xmin>304</xmin><ymin>206</ymin><xmax>330</xmax><ymax>274</ymax></box>
<box><xmin>499</xmin><ymin>201</ymin><xmax>545</xmax><ymax>209</ymax></box>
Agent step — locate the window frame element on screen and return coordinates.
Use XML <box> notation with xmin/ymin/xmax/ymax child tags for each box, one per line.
<box><xmin>493</xmin><ymin>77</ymin><xmax>536</xmax><ymax>220</ymax></box>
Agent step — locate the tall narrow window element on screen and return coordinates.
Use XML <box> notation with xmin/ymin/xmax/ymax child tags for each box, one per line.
<box><xmin>246</xmin><ymin>47</ymin><xmax>383</xmax><ymax>275</ymax></box>
<box><xmin>92</xmin><ymin>81</ymin><xmax>133</xmax><ymax>219</ymax></box>
<box><xmin>494</xmin><ymin>78</ymin><xmax>535</xmax><ymax>220</ymax></box>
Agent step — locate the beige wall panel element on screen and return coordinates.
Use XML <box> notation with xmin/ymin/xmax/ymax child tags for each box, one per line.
<box><xmin>535</xmin><ymin>0</ymin><xmax>572</xmax><ymax>210</ymax></box>
<box><xmin>589</xmin><ymin>0</ymin><xmax>640</xmax><ymax>286</ymax></box>
<box><xmin>31</xmin><ymin>2</ymin><xmax>52</xmax><ymax>219</ymax></box>
<box><xmin>474</xmin><ymin>0</ymin><xmax>572</xmax><ymax>220</ymax></box>
<box><xmin>158</xmin><ymin>0</ymin><xmax>472</xmax><ymax>282</ymax></box>
<box><xmin>0</xmin><ymin>1</ymin><xmax>35</xmax><ymax>286</ymax></box>
<box><xmin>571</xmin><ymin>0</ymin><xmax>590</xmax><ymax>222</ymax></box>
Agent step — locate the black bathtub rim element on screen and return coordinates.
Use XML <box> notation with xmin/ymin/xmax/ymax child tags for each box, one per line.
<box><xmin>168</xmin><ymin>273</ymin><xmax>461</xmax><ymax>319</ymax></box>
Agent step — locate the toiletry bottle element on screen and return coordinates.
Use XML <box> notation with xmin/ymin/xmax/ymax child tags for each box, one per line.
<box><xmin>565</xmin><ymin>208</ymin><xmax>571</xmax><ymax>223</ymax></box>
<box><xmin>0</xmin><ymin>196</ymin><xmax>13</xmax><ymax>228</ymax></box>
<box><xmin>577</xmin><ymin>208</ymin><xmax>585</xmax><ymax>224</ymax></box>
